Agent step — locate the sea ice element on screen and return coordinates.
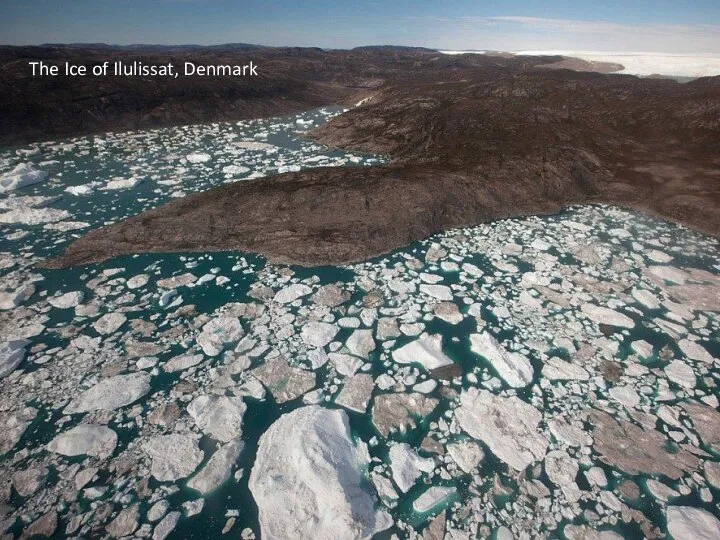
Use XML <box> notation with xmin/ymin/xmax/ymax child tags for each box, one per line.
<box><xmin>666</xmin><ymin>506</ymin><xmax>720</xmax><ymax>540</ymax></box>
<box><xmin>186</xmin><ymin>153</ymin><xmax>211</xmax><ymax>163</ymax></box>
<box><xmin>251</xmin><ymin>358</ymin><xmax>316</xmax><ymax>403</ymax></box>
<box><xmin>187</xmin><ymin>440</ymin><xmax>243</xmax><ymax>495</ymax></box>
<box><xmin>300</xmin><ymin>321</ymin><xmax>339</xmax><ymax>348</ymax></box>
<box><xmin>470</xmin><ymin>332</ymin><xmax>534</xmax><ymax>388</ymax></box>
<box><xmin>48</xmin><ymin>291</ymin><xmax>84</xmax><ymax>309</ymax></box>
<box><xmin>249</xmin><ymin>407</ymin><xmax>391</xmax><ymax>540</ymax></box>
<box><xmin>143</xmin><ymin>434</ymin><xmax>204</xmax><ymax>481</ymax></box>
<box><xmin>412</xmin><ymin>486</ymin><xmax>456</xmax><ymax>513</ymax></box>
<box><xmin>447</xmin><ymin>441</ymin><xmax>484</xmax><ymax>473</ymax></box>
<box><xmin>389</xmin><ymin>443</ymin><xmax>434</xmax><ymax>492</ymax></box>
<box><xmin>0</xmin><ymin>207</ymin><xmax>69</xmax><ymax>225</ymax></box>
<box><xmin>392</xmin><ymin>335</ymin><xmax>454</xmax><ymax>370</ymax></box>
<box><xmin>0</xmin><ymin>163</ymin><xmax>48</xmax><ymax>193</ymax></box>
<box><xmin>0</xmin><ymin>340</ymin><xmax>30</xmax><ymax>378</ymax></box>
<box><xmin>102</xmin><ymin>177</ymin><xmax>143</xmax><ymax>190</ymax></box>
<box><xmin>273</xmin><ymin>283</ymin><xmax>312</xmax><ymax>303</ymax></box>
<box><xmin>65</xmin><ymin>372</ymin><xmax>152</xmax><ymax>413</ymax></box>
<box><xmin>197</xmin><ymin>317</ymin><xmax>244</xmax><ymax>356</ymax></box>
<box><xmin>222</xmin><ymin>165</ymin><xmax>250</xmax><ymax>176</ymax></box>
<box><xmin>187</xmin><ymin>395</ymin><xmax>246</xmax><ymax>442</ymax></box>
<box><xmin>541</xmin><ymin>357</ymin><xmax>589</xmax><ymax>381</ymax></box>
<box><xmin>163</xmin><ymin>353</ymin><xmax>204</xmax><ymax>373</ymax></box>
<box><xmin>65</xmin><ymin>184</ymin><xmax>95</xmax><ymax>196</ymax></box>
<box><xmin>580</xmin><ymin>303</ymin><xmax>635</xmax><ymax>329</ymax></box>
<box><xmin>455</xmin><ymin>388</ymin><xmax>548</xmax><ymax>471</ymax></box>
<box><xmin>47</xmin><ymin>425</ymin><xmax>118</xmax><ymax>458</ymax></box>
<box><xmin>92</xmin><ymin>312</ymin><xmax>127</xmax><ymax>335</ymax></box>
<box><xmin>335</xmin><ymin>374</ymin><xmax>374</xmax><ymax>413</ymax></box>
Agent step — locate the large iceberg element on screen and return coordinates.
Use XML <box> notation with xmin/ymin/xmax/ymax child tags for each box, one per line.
<box><xmin>249</xmin><ymin>406</ymin><xmax>391</xmax><ymax>540</ymax></box>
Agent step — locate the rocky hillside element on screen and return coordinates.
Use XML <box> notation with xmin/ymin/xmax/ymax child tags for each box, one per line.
<box><xmin>0</xmin><ymin>45</ymin><xmax>558</xmax><ymax>146</ymax></box>
<box><xmin>41</xmin><ymin>59</ymin><xmax>720</xmax><ymax>268</ymax></box>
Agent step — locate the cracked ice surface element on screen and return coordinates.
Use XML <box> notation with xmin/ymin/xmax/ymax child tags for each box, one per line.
<box><xmin>1</xmin><ymin>106</ymin><xmax>719</xmax><ymax>539</ymax></box>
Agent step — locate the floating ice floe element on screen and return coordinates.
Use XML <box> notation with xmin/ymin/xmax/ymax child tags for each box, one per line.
<box><xmin>0</xmin><ymin>207</ymin><xmax>69</xmax><ymax>225</ymax></box>
<box><xmin>222</xmin><ymin>165</ymin><xmax>251</xmax><ymax>176</ymax></box>
<box><xmin>389</xmin><ymin>442</ymin><xmax>434</xmax><ymax>493</ymax></box>
<box><xmin>249</xmin><ymin>407</ymin><xmax>392</xmax><ymax>540</ymax></box>
<box><xmin>0</xmin><ymin>163</ymin><xmax>48</xmax><ymax>193</ymax></box>
<box><xmin>233</xmin><ymin>141</ymin><xmax>274</xmax><ymax>151</ymax></box>
<box><xmin>143</xmin><ymin>434</ymin><xmax>204</xmax><ymax>481</ymax></box>
<box><xmin>65</xmin><ymin>183</ymin><xmax>96</xmax><ymax>196</ymax></box>
<box><xmin>48</xmin><ymin>291</ymin><xmax>84</xmax><ymax>309</ymax></box>
<box><xmin>187</xmin><ymin>440</ymin><xmax>244</xmax><ymax>495</ymax></box>
<box><xmin>0</xmin><ymin>284</ymin><xmax>34</xmax><ymax>310</ymax></box>
<box><xmin>666</xmin><ymin>506</ymin><xmax>720</xmax><ymax>540</ymax></box>
<box><xmin>92</xmin><ymin>312</ymin><xmax>127</xmax><ymax>335</ymax></box>
<box><xmin>392</xmin><ymin>334</ymin><xmax>454</xmax><ymax>370</ymax></box>
<box><xmin>187</xmin><ymin>395</ymin><xmax>246</xmax><ymax>442</ymax></box>
<box><xmin>455</xmin><ymin>388</ymin><xmax>548</xmax><ymax>471</ymax></box>
<box><xmin>65</xmin><ymin>372</ymin><xmax>151</xmax><ymax>413</ymax></box>
<box><xmin>251</xmin><ymin>358</ymin><xmax>316</xmax><ymax>403</ymax></box>
<box><xmin>196</xmin><ymin>316</ymin><xmax>244</xmax><ymax>356</ymax></box>
<box><xmin>412</xmin><ymin>486</ymin><xmax>456</xmax><ymax>513</ymax></box>
<box><xmin>300</xmin><ymin>321</ymin><xmax>339</xmax><ymax>347</ymax></box>
<box><xmin>0</xmin><ymin>340</ymin><xmax>30</xmax><ymax>378</ymax></box>
<box><xmin>273</xmin><ymin>283</ymin><xmax>312</xmax><ymax>304</ymax></box>
<box><xmin>541</xmin><ymin>357</ymin><xmax>589</xmax><ymax>381</ymax></box>
<box><xmin>43</xmin><ymin>221</ymin><xmax>89</xmax><ymax>231</ymax></box>
<box><xmin>372</xmin><ymin>392</ymin><xmax>438</xmax><ymax>437</ymax></box>
<box><xmin>335</xmin><ymin>374</ymin><xmax>374</xmax><ymax>413</ymax></box>
<box><xmin>163</xmin><ymin>353</ymin><xmax>204</xmax><ymax>373</ymax></box>
<box><xmin>0</xmin><ymin>407</ymin><xmax>37</xmax><ymax>455</ymax></box>
<box><xmin>47</xmin><ymin>425</ymin><xmax>118</xmax><ymax>458</ymax></box>
<box><xmin>186</xmin><ymin>152</ymin><xmax>212</xmax><ymax>164</ymax></box>
<box><xmin>446</xmin><ymin>441</ymin><xmax>483</xmax><ymax>473</ymax></box>
<box><xmin>470</xmin><ymin>332</ymin><xmax>534</xmax><ymax>388</ymax></box>
<box><xmin>580</xmin><ymin>303</ymin><xmax>635</xmax><ymax>328</ymax></box>
<box><xmin>102</xmin><ymin>177</ymin><xmax>143</xmax><ymax>190</ymax></box>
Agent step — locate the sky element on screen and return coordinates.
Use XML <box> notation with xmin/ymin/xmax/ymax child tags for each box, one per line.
<box><xmin>2</xmin><ymin>0</ymin><xmax>720</xmax><ymax>53</ymax></box>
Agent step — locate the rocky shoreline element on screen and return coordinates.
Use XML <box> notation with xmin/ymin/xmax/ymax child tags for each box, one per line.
<box><xmin>42</xmin><ymin>64</ymin><xmax>720</xmax><ymax>269</ymax></box>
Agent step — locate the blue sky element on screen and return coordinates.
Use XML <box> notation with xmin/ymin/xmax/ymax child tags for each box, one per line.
<box><xmin>2</xmin><ymin>0</ymin><xmax>720</xmax><ymax>52</ymax></box>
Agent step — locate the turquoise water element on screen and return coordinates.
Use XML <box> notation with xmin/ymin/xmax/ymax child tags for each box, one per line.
<box><xmin>1</xmin><ymin>109</ymin><xmax>719</xmax><ymax>540</ymax></box>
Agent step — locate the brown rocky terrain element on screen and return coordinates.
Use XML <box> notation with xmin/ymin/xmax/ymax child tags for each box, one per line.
<box><xmin>536</xmin><ymin>57</ymin><xmax>624</xmax><ymax>74</ymax></box>
<box><xmin>0</xmin><ymin>45</ymin><xmax>556</xmax><ymax>146</ymax></box>
<box><xmin>2</xmin><ymin>46</ymin><xmax>717</xmax><ymax>269</ymax></box>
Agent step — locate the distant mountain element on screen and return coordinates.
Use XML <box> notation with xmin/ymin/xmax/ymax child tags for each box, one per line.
<box><xmin>352</xmin><ymin>45</ymin><xmax>438</xmax><ymax>53</ymax></box>
<box><xmin>37</xmin><ymin>42</ymin><xmax>269</xmax><ymax>53</ymax></box>
<box><xmin>27</xmin><ymin>43</ymin><xmax>440</xmax><ymax>54</ymax></box>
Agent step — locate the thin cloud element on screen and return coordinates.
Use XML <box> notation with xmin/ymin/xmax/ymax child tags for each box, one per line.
<box><xmin>398</xmin><ymin>15</ymin><xmax>720</xmax><ymax>53</ymax></box>
<box><xmin>481</xmin><ymin>16</ymin><xmax>720</xmax><ymax>37</ymax></box>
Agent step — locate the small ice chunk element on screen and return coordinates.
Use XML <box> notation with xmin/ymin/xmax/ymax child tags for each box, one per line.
<box><xmin>412</xmin><ymin>486</ymin><xmax>456</xmax><ymax>513</ymax></box>
<box><xmin>186</xmin><ymin>153</ymin><xmax>211</xmax><ymax>163</ymax></box>
<box><xmin>102</xmin><ymin>177</ymin><xmax>143</xmax><ymax>190</ymax></box>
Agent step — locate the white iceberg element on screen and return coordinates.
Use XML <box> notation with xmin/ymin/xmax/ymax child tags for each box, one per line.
<box><xmin>0</xmin><ymin>164</ymin><xmax>48</xmax><ymax>193</ymax></box>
